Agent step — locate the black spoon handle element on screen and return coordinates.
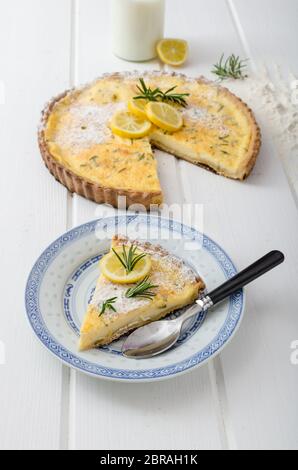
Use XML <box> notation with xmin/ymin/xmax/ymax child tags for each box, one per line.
<box><xmin>208</xmin><ymin>250</ymin><xmax>285</xmax><ymax>306</ymax></box>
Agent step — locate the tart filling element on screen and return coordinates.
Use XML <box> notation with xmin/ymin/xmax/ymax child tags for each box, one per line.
<box><xmin>40</xmin><ymin>71</ymin><xmax>261</xmax><ymax>207</ymax></box>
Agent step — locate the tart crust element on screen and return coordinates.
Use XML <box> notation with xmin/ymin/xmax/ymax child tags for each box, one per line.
<box><xmin>39</xmin><ymin>72</ymin><xmax>261</xmax><ymax>208</ymax></box>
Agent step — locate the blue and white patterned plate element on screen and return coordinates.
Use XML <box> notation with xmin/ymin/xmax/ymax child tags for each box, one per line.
<box><xmin>25</xmin><ymin>215</ymin><xmax>244</xmax><ymax>382</ymax></box>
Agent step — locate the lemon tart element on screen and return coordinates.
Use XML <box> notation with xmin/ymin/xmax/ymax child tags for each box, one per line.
<box><xmin>39</xmin><ymin>71</ymin><xmax>261</xmax><ymax>208</ymax></box>
<box><xmin>79</xmin><ymin>235</ymin><xmax>205</xmax><ymax>351</ymax></box>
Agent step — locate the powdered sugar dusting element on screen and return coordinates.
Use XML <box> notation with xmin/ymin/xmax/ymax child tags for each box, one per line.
<box><xmin>114</xmin><ymin>235</ymin><xmax>198</xmax><ymax>286</ymax></box>
<box><xmin>228</xmin><ymin>66</ymin><xmax>298</xmax><ymax>200</ymax></box>
<box><xmin>117</xmin><ymin>70</ymin><xmax>205</xmax><ymax>84</ymax></box>
<box><xmin>92</xmin><ymin>236</ymin><xmax>199</xmax><ymax>320</ymax></box>
<box><xmin>40</xmin><ymin>71</ymin><xmax>222</xmax><ymax>148</ymax></box>
<box><xmin>149</xmin><ymin>252</ymin><xmax>197</xmax><ymax>288</ymax></box>
<box><xmin>54</xmin><ymin>102</ymin><xmax>125</xmax><ymax>153</ymax></box>
<box><xmin>92</xmin><ymin>277</ymin><xmax>150</xmax><ymax>316</ymax></box>
<box><xmin>184</xmin><ymin>106</ymin><xmax>229</xmax><ymax>137</ymax></box>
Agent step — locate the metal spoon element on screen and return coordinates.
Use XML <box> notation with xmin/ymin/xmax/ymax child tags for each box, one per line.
<box><xmin>122</xmin><ymin>250</ymin><xmax>284</xmax><ymax>359</ymax></box>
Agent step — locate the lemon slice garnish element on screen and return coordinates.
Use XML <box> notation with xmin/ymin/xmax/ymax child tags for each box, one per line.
<box><xmin>110</xmin><ymin>111</ymin><xmax>152</xmax><ymax>139</ymax></box>
<box><xmin>128</xmin><ymin>98</ymin><xmax>148</xmax><ymax>120</ymax></box>
<box><xmin>100</xmin><ymin>248</ymin><xmax>152</xmax><ymax>284</ymax></box>
<box><xmin>146</xmin><ymin>102</ymin><xmax>183</xmax><ymax>133</ymax></box>
<box><xmin>157</xmin><ymin>38</ymin><xmax>188</xmax><ymax>66</ymax></box>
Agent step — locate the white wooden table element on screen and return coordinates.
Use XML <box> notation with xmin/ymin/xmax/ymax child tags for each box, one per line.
<box><xmin>0</xmin><ymin>0</ymin><xmax>297</xmax><ymax>450</ymax></box>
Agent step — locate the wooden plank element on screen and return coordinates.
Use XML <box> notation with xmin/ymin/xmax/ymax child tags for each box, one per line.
<box><xmin>222</xmin><ymin>0</ymin><xmax>298</xmax><ymax>450</ymax></box>
<box><xmin>228</xmin><ymin>0</ymin><xmax>298</xmax><ymax>202</ymax></box>
<box><xmin>228</xmin><ymin>0</ymin><xmax>298</xmax><ymax>74</ymax></box>
<box><xmin>0</xmin><ymin>0</ymin><xmax>71</xmax><ymax>449</ymax></box>
<box><xmin>70</xmin><ymin>0</ymin><xmax>222</xmax><ymax>450</ymax></box>
<box><xmin>164</xmin><ymin>0</ymin><xmax>251</xmax><ymax>450</ymax></box>
<box><xmin>171</xmin><ymin>0</ymin><xmax>298</xmax><ymax>450</ymax></box>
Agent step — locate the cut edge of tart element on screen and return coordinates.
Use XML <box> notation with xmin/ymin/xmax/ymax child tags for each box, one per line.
<box><xmin>79</xmin><ymin>235</ymin><xmax>205</xmax><ymax>351</ymax></box>
<box><xmin>38</xmin><ymin>91</ymin><xmax>163</xmax><ymax>209</ymax></box>
<box><xmin>38</xmin><ymin>71</ymin><xmax>261</xmax><ymax>209</ymax></box>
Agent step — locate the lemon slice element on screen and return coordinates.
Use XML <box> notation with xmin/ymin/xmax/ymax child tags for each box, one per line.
<box><xmin>100</xmin><ymin>248</ymin><xmax>152</xmax><ymax>284</ymax></box>
<box><xmin>146</xmin><ymin>102</ymin><xmax>183</xmax><ymax>132</ymax></box>
<box><xmin>110</xmin><ymin>110</ymin><xmax>152</xmax><ymax>139</ymax></box>
<box><xmin>128</xmin><ymin>98</ymin><xmax>148</xmax><ymax>120</ymax></box>
<box><xmin>157</xmin><ymin>38</ymin><xmax>188</xmax><ymax>66</ymax></box>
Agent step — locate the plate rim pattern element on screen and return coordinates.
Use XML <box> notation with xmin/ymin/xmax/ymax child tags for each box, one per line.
<box><xmin>25</xmin><ymin>215</ymin><xmax>244</xmax><ymax>382</ymax></box>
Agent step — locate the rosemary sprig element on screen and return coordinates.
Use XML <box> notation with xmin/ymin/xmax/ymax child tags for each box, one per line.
<box><xmin>212</xmin><ymin>54</ymin><xmax>248</xmax><ymax>81</ymax></box>
<box><xmin>112</xmin><ymin>244</ymin><xmax>147</xmax><ymax>274</ymax></box>
<box><xmin>134</xmin><ymin>78</ymin><xmax>189</xmax><ymax>107</ymax></box>
<box><xmin>99</xmin><ymin>297</ymin><xmax>117</xmax><ymax>316</ymax></box>
<box><xmin>125</xmin><ymin>276</ymin><xmax>158</xmax><ymax>300</ymax></box>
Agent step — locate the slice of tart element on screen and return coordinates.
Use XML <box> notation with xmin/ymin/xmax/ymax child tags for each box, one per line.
<box><xmin>79</xmin><ymin>235</ymin><xmax>205</xmax><ymax>351</ymax></box>
<box><xmin>39</xmin><ymin>71</ymin><xmax>261</xmax><ymax>209</ymax></box>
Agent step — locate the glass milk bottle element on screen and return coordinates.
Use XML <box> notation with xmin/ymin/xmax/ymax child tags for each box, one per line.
<box><xmin>111</xmin><ymin>0</ymin><xmax>165</xmax><ymax>62</ymax></box>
